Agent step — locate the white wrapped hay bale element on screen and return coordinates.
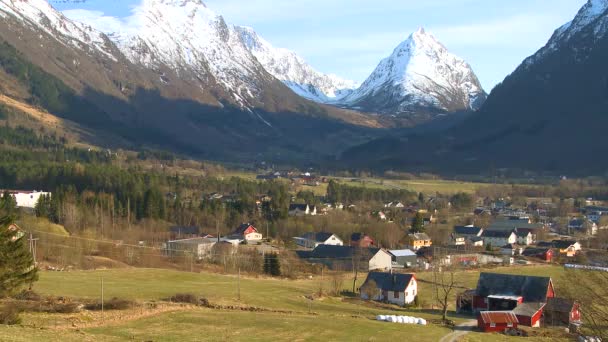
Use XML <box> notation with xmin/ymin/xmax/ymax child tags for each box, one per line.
<box><xmin>417</xmin><ymin>318</ymin><xmax>427</xmax><ymax>325</ymax></box>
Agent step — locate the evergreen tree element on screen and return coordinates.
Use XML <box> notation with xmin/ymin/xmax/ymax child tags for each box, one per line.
<box><xmin>0</xmin><ymin>191</ymin><xmax>17</xmax><ymax>216</ymax></box>
<box><xmin>410</xmin><ymin>212</ymin><xmax>425</xmax><ymax>233</ymax></box>
<box><xmin>0</xmin><ymin>216</ymin><xmax>38</xmax><ymax>297</ymax></box>
<box><xmin>270</xmin><ymin>253</ymin><xmax>281</xmax><ymax>276</ymax></box>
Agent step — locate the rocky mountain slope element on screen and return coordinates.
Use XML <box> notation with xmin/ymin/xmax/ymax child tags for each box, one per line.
<box><xmin>235</xmin><ymin>26</ymin><xmax>358</xmax><ymax>103</ymax></box>
<box><xmin>340</xmin><ymin>28</ymin><xmax>486</xmax><ymax>122</ymax></box>
<box><xmin>342</xmin><ymin>0</ymin><xmax>608</xmax><ymax>175</ymax></box>
<box><xmin>0</xmin><ymin>0</ymin><xmax>380</xmax><ymax>164</ymax></box>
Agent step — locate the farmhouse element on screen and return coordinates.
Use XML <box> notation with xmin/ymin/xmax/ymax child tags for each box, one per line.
<box><xmin>360</xmin><ymin>272</ymin><xmax>417</xmax><ymax>306</ymax></box>
<box><xmin>512</xmin><ymin>302</ymin><xmax>546</xmax><ymax>327</ymax></box>
<box><xmin>521</xmin><ymin>247</ymin><xmax>553</xmax><ymax>262</ymax></box>
<box><xmin>296</xmin><ymin>245</ymin><xmax>392</xmax><ymax>271</ymax></box>
<box><xmin>538</xmin><ymin>240</ymin><xmax>581</xmax><ymax>257</ymax></box>
<box><xmin>288</xmin><ymin>204</ymin><xmax>317</xmax><ymax>216</ymax></box>
<box><xmin>294</xmin><ymin>232</ymin><xmax>343</xmax><ymax>249</ymax></box>
<box><xmin>478</xmin><ymin>311</ymin><xmax>518</xmax><ymax>332</ymax></box>
<box><xmin>487</xmin><ymin>219</ymin><xmax>544</xmax><ymax>243</ymax></box>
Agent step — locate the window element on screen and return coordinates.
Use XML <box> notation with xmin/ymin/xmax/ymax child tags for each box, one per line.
<box><xmin>490</xmin><ymin>323</ymin><xmax>496</xmax><ymax>328</ymax></box>
<box><xmin>393</xmin><ymin>291</ymin><xmax>399</xmax><ymax>299</ymax></box>
<box><xmin>507</xmin><ymin>323</ymin><xmax>513</xmax><ymax>327</ymax></box>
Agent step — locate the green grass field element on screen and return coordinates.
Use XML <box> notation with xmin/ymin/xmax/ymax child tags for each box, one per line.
<box><xmin>0</xmin><ymin>265</ymin><xmax>569</xmax><ymax>341</ymax></box>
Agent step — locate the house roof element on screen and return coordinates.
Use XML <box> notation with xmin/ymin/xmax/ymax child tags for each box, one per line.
<box><xmin>389</xmin><ymin>249</ymin><xmax>417</xmax><ymax>257</ymax></box>
<box><xmin>552</xmin><ymin>240</ymin><xmax>578</xmax><ymax>249</ymax></box>
<box><xmin>481</xmin><ymin>230</ymin><xmax>515</xmax><ymax>238</ymax></box>
<box><xmin>546</xmin><ymin>297</ymin><xmax>575</xmax><ymax>313</ymax></box>
<box><xmin>289</xmin><ymin>204</ymin><xmax>309</xmax><ymax>211</ymax></box>
<box><xmin>300</xmin><ymin>245</ymin><xmax>382</xmax><ymax>260</ymax></box>
<box><xmin>475</xmin><ymin>273</ymin><xmax>552</xmax><ymax>302</ymax></box>
<box><xmin>479</xmin><ymin>311</ymin><xmax>519</xmax><ymax>325</ymax></box>
<box><xmin>169</xmin><ymin>226</ymin><xmax>200</xmax><ymax>235</ymax></box>
<box><xmin>521</xmin><ymin>248</ymin><xmax>551</xmax><ymax>256</ymax></box>
<box><xmin>512</xmin><ymin>302</ymin><xmax>546</xmax><ymax>317</ymax></box>
<box><xmin>363</xmin><ymin>272</ymin><xmax>414</xmax><ymax>292</ymax></box>
<box><xmin>454</xmin><ymin>226</ymin><xmax>483</xmax><ymax>235</ymax></box>
<box><xmin>301</xmin><ymin>232</ymin><xmax>336</xmax><ymax>243</ymax></box>
<box><xmin>168</xmin><ymin>237</ymin><xmax>216</xmax><ymax>245</ymax></box>
<box><xmin>515</xmin><ymin>230</ymin><xmax>531</xmax><ymax>237</ymax></box>
<box><xmin>488</xmin><ymin>220</ymin><xmax>543</xmax><ymax>231</ymax></box>
<box><xmin>233</xmin><ymin>223</ymin><xmax>257</xmax><ymax>235</ymax></box>
<box><xmin>409</xmin><ymin>233</ymin><xmax>431</xmax><ymax>241</ymax></box>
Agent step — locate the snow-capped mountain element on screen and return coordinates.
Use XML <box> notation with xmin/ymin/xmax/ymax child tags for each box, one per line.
<box><xmin>524</xmin><ymin>0</ymin><xmax>608</xmax><ymax>67</ymax></box>
<box><xmin>341</xmin><ymin>28</ymin><xmax>486</xmax><ymax>116</ymax></box>
<box><xmin>235</xmin><ymin>26</ymin><xmax>357</xmax><ymax>102</ymax></box>
<box><xmin>0</xmin><ymin>0</ymin><xmax>115</xmax><ymax>58</ymax></box>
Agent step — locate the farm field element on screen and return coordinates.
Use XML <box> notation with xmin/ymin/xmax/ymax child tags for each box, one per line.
<box><xmin>0</xmin><ymin>264</ymin><xmax>571</xmax><ymax>341</ymax></box>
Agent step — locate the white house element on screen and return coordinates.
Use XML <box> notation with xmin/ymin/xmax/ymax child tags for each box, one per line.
<box><xmin>228</xmin><ymin>223</ymin><xmax>262</xmax><ymax>243</ymax></box>
<box><xmin>360</xmin><ymin>272</ymin><xmax>418</xmax><ymax>306</ymax></box>
<box><xmin>294</xmin><ymin>232</ymin><xmax>343</xmax><ymax>249</ymax></box>
<box><xmin>368</xmin><ymin>249</ymin><xmax>393</xmax><ymax>271</ymax></box>
<box><xmin>481</xmin><ymin>230</ymin><xmax>517</xmax><ymax>247</ymax></box>
<box><xmin>288</xmin><ymin>204</ymin><xmax>317</xmax><ymax>216</ymax></box>
<box><xmin>1</xmin><ymin>190</ymin><xmax>51</xmax><ymax>209</ymax></box>
<box><xmin>515</xmin><ymin>231</ymin><xmax>534</xmax><ymax>246</ymax></box>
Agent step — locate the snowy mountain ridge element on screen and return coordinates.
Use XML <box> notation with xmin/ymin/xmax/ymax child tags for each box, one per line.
<box><xmin>235</xmin><ymin>26</ymin><xmax>358</xmax><ymax>103</ymax></box>
<box><xmin>341</xmin><ymin>27</ymin><xmax>486</xmax><ymax>116</ymax></box>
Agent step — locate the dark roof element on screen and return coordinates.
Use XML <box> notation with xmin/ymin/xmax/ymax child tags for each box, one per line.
<box><xmin>513</xmin><ymin>302</ymin><xmax>546</xmax><ymax>317</ymax></box>
<box><xmin>300</xmin><ymin>245</ymin><xmax>381</xmax><ymax>260</ymax></box>
<box><xmin>537</xmin><ymin>241</ymin><xmax>553</xmax><ymax>247</ymax></box>
<box><xmin>233</xmin><ymin>223</ymin><xmax>257</xmax><ymax>235</ymax></box>
<box><xmin>169</xmin><ymin>226</ymin><xmax>199</xmax><ymax>235</ymax></box>
<box><xmin>454</xmin><ymin>226</ymin><xmax>483</xmax><ymax>235</ymax></box>
<box><xmin>552</xmin><ymin>240</ymin><xmax>578</xmax><ymax>249</ymax></box>
<box><xmin>481</xmin><ymin>230</ymin><xmax>515</xmax><ymax>238</ymax></box>
<box><xmin>501</xmin><ymin>244</ymin><xmax>516</xmax><ymax>249</ymax></box>
<box><xmin>521</xmin><ymin>248</ymin><xmax>551</xmax><ymax>256</ymax></box>
<box><xmin>475</xmin><ymin>272</ymin><xmax>552</xmax><ymax>302</ymax></box>
<box><xmin>289</xmin><ymin>204</ymin><xmax>309</xmax><ymax>211</ymax></box>
<box><xmin>362</xmin><ymin>272</ymin><xmax>414</xmax><ymax>292</ymax></box>
<box><xmin>301</xmin><ymin>232</ymin><xmax>335</xmax><ymax>243</ymax></box>
<box><xmin>546</xmin><ymin>297</ymin><xmax>575</xmax><ymax>313</ymax></box>
<box><xmin>515</xmin><ymin>230</ymin><xmax>531</xmax><ymax>237</ymax></box>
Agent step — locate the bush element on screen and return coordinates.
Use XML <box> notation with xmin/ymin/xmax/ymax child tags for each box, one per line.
<box><xmin>165</xmin><ymin>293</ymin><xmax>208</xmax><ymax>306</ymax></box>
<box><xmin>84</xmin><ymin>297</ymin><xmax>135</xmax><ymax>311</ymax></box>
<box><xmin>0</xmin><ymin>303</ymin><xmax>23</xmax><ymax>325</ymax></box>
<box><xmin>13</xmin><ymin>290</ymin><xmax>41</xmax><ymax>301</ymax></box>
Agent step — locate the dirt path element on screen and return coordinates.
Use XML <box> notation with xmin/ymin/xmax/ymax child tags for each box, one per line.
<box><xmin>439</xmin><ymin>320</ymin><xmax>477</xmax><ymax>342</ymax></box>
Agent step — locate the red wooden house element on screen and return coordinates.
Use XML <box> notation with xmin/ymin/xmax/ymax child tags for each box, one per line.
<box><xmin>478</xmin><ymin>311</ymin><xmax>519</xmax><ymax>332</ymax></box>
<box><xmin>545</xmin><ymin>298</ymin><xmax>581</xmax><ymax>326</ymax></box>
<box><xmin>350</xmin><ymin>233</ymin><xmax>375</xmax><ymax>248</ymax></box>
<box><xmin>521</xmin><ymin>247</ymin><xmax>553</xmax><ymax>262</ymax></box>
<box><xmin>513</xmin><ymin>302</ymin><xmax>546</xmax><ymax>327</ymax></box>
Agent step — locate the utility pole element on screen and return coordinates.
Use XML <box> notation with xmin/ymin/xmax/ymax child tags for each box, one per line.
<box><xmin>101</xmin><ymin>275</ymin><xmax>104</xmax><ymax>322</ymax></box>
<box><xmin>237</xmin><ymin>266</ymin><xmax>241</xmax><ymax>301</ymax></box>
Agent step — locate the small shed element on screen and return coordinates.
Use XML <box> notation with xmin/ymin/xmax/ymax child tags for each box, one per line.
<box><xmin>478</xmin><ymin>311</ymin><xmax>519</xmax><ymax>332</ymax></box>
<box><xmin>513</xmin><ymin>302</ymin><xmax>545</xmax><ymax>327</ymax></box>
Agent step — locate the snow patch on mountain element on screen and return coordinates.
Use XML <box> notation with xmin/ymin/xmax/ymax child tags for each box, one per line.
<box><xmin>65</xmin><ymin>0</ymin><xmax>272</xmax><ymax>107</ymax></box>
<box><xmin>341</xmin><ymin>27</ymin><xmax>485</xmax><ymax>113</ymax></box>
<box><xmin>234</xmin><ymin>26</ymin><xmax>357</xmax><ymax>103</ymax></box>
<box><xmin>525</xmin><ymin>0</ymin><xmax>608</xmax><ymax>66</ymax></box>
<box><xmin>0</xmin><ymin>0</ymin><xmax>115</xmax><ymax>59</ymax></box>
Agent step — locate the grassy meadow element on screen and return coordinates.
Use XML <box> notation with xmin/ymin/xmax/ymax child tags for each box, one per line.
<box><xmin>0</xmin><ymin>264</ymin><xmax>571</xmax><ymax>341</ymax></box>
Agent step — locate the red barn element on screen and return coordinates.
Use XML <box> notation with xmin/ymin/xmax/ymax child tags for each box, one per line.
<box><xmin>478</xmin><ymin>311</ymin><xmax>519</xmax><ymax>332</ymax></box>
<box><xmin>472</xmin><ymin>273</ymin><xmax>554</xmax><ymax>312</ymax></box>
<box><xmin>521</xmin><ymin>247</ymin><xmax>553</xmax><ymax>262</ymax></box>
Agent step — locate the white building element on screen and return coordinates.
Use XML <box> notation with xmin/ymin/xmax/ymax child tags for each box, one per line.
<box><xmin>1</xmin><ymin>190</ymin><xmax>51</xmax><ymax>209</ymax></box>
<box><xmin>293</xmin><ymin>232</ymin><xmax>343</xmax><ymax>249</ymax></box>
<box><xmin>481</xmin><ymin>230</ymin><xmax>517</xmax><ymax>247</ymax></box>
<box><xmin>288</xmin><ymin>204</ymin><xmax>317</xmax><ymax>216</ymax></box>
<box><xmin>360</xmin><ymin>272</ymin><xmax>418</xmax><ymax>306</ymax></box>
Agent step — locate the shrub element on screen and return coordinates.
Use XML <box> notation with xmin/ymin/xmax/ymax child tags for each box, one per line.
<box><xmin>13</xmin><ymin>290</ymin><xmax>41</xmax><ymax>301</ymax></box>
<box><xmin>165</xmin><ymin>293</ymin><xmax>208</xmax><ymax>306</ymax></box>
<box><xmin>0</xmin><ymin>303</ymin><xmax>23</xmax><ymax>325</ymax></box>
<box><xmin>84</xmin><ymin>297</ymin><xmax>135</xmax><ymax>311</ymax></box>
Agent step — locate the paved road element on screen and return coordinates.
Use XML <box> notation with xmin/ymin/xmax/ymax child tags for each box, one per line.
<box><xmin>438</xmin><ymin>320</ymin><xmax>477</xmax><ymax>342</ymax></box>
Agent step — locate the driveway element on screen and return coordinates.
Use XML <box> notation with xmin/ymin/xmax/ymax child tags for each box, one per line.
<box><xmin>438</xmin><ymin>320</ymin><xmax>477</xmax><ymax>342</ymax></box>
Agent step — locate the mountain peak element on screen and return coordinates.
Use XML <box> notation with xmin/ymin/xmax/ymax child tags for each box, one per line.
<box><xmin>341</xmin><ymin>28</ymin><xmax>486</xmax><ymax>117</ymax></box>
<box><xmin>144</xmin><ymin>0</ymin><xmax>207</xmax><ymax>7</ymax></box>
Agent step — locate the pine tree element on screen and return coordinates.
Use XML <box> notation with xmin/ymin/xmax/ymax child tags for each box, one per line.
<box><xmin>269</xmin><ymin>253</ymin><xmax>281</xmax><ymax>277</ymax></box>
<box><xmin>411</xmin><ymin>212</ymin><xmax>425</xmax><ymax>233</ymax></box>
<box><xmin>0</xmin><ymin>216</ymin><xmax>38</xmax><ymax>297</ymax></box>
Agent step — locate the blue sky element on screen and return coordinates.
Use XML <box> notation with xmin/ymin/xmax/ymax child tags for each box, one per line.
<box><xmin>53</xmin><ymin>0</ymin><xmax>587</xmax><ymax>91</ymax></box>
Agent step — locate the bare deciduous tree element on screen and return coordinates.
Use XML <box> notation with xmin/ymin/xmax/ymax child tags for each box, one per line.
<box><xmin>432</xmin><ymin>262</ymin><xmax>459</xmax><ymax>323</ymax></box>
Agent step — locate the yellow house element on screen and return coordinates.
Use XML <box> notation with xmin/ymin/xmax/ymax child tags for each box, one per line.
<box><xmin>407</xmin><ymin>233</ymin><xmax>432</xmax><ymax>251</ymax></box>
